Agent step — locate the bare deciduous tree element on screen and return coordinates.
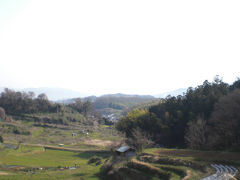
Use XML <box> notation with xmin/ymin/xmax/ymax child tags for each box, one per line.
<box><xmin>208</xmin><ymin>89</ymin><xmax>240</xmax><ymax>149</ymax></box>
<box><xmin>126</xmin><ymin>127</ymin><xmax>153</xmax><ymax>154</ymax></box>
<box><xmin>0</xmin><ymin>107</ymin><xmax>6</xmax><ymax>120</ymax></box>
<box><xmin>185</xmin><ymin>116</ymin><xmax>207</xmax><ymax>149</ymax></box>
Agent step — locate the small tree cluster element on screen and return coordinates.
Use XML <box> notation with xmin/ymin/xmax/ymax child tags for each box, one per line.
<box><xmin>0</xmin><ymin>88</ymin><xmax>53</xmax><ymax>114</ymax></box>
<box><xmin>126</xmin><ymin>128</ymin><xmax>153</xmax><ymax>154</ymax></box>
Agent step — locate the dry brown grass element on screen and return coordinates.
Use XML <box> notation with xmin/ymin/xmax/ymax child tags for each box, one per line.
<box><xmin>155</xmin><ymin>149</ymin><xmax>240</xmax><ymax>162</ymax></box>
<box><xmin>127</xmin><ymin>159</ymin><xmax>171</xmax><ymax>179</ymax></box>
<box><xmin>130</xmin><ymin>159</ymin><xmax>160</xmax><ymax>171</ymax></box>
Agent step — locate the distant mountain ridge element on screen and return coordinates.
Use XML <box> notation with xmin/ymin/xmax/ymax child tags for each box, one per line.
<box><xmin>57</xmin><ymin>93</ymin><xmax>155</xmax><ymax>104</ymax></box>
<box><xmin>94</xmin><ymin>93</ymin><xmax>155</xmax><ymax>109</ymax></box>
<box><xmin>56</xmin><ymin>93</ymin><xmax>156</xmax><ymax>119</ymax></box>
<box><xmin>90</xmin><ymin>93</ymin><xmax>156</xmax><ymax>119</ymax></box>
<box><xmin>22</xmin><ymin>87</ymin><xmax>89</xmax><ymax>101</ymax></box>
<box><xmin>1</xmin><ymin>86</ymin><xmax>187</xmax><ymax>101</ymax></box>
<box><xmin>0</xmin><ymin>86</ymin><xmax>187</xmax><ymax>120</ymax></box>
<box><xmin>155</xmin><ymin>88</ymin><xmax>187</xmax><ymax>98</ymax></box>
<box><xmin>100</xmin><ymin>93</ymin><xmax>154</xmax><ymax>99</ymax></box>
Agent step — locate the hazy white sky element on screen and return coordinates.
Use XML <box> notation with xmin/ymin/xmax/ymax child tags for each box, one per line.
<box><xmin>0</xmin><ymin>0</ymin><xmax>240</xmax><ymax>96</ymax></box>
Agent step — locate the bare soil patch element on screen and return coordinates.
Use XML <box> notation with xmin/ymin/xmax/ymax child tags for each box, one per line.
<box><xmin>83</xmin><ymin>139</ymin><xmax>115</xmax><ymax>147</ymax></box>
<box><xmin>0</xmin><ymin>171</ymin><xmax>9</xmax><ymax>175</ymax></box>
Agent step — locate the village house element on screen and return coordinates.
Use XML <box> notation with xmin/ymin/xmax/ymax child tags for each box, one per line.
<box><xmin>115</xmin><ymin>146</ymin><xmax>135</xmax><ymax>157</ymax></box>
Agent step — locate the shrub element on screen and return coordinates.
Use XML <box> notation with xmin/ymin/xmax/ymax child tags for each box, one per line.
<box><xmin>0</xmin><ymin>135</ymin><xmax>3</xmax><ymax>143</ymax></box>
<box><xmin>88</xmin><ymin>156</ymin><xmax>102</xmax><ymax>165</ymax></box>
<box><xmin>161</xmin><ymin>166</ymin><xmax>186</xmax><ymax>178</ymax></box>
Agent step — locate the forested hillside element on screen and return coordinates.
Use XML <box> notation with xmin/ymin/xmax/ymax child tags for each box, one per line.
<box><xmin>116</xmin><ymin>76</ymin><xmax>240</xmax><ymax>151</ymax></box>
<box><xmin>93</xmin><ymin>94</ymin><xmax>156</xmax><ymax>118</ymax></box>
<box><xmin>60</xmin><ymin>94</ymin><xmax>157</xmax><ymax>119</ymax></box>
<box><xmin>0</xmin><ymin>89</ymin><xmax>95</xmax><ymax>125</ymax></box>
<box><xmin>94</xmin><ymin>94</ymin><xmax>155</xmax><ymax>110</ymax></box>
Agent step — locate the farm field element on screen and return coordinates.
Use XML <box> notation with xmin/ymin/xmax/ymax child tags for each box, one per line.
<box><xmin>0</xmin><ymin>120</ymin><xmax>121</xmax><ymax>149</ymax></box>
<box><xmin>0</xmin><ymin>122</ymin><xmax>239</xmax><ymax>180</ymax></box>
<box><xmin>0</xmin><ymin>144</ymin><xmax>109</xmax><ymax>180</ymax></box>
<box><xmin>0</xmin><ymin>121</ymin><xmax>122</xmax><ymax>179</ymax></box>
<box><xmin>0</xmin><ymin>145</ymin><xmax>240</xmax><ymax>179</ymax></box>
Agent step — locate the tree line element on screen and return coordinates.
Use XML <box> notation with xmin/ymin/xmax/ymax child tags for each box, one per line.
<box><xmin>116</xmin><ymin>76</ymin><xmax>240</xmax><ymax>151</ymax></box>
<box><xmin>0</xmin><ymin>88</ymin><xmax>54</xmax><ymax>114</ymax></box>
<box><xmin>0</xmin><ymin>88</ymin><xmax>94</xmax><ymax>124</ymax></box>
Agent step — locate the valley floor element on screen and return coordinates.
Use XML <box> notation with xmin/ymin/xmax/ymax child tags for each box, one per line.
<box><xmin>0</xmin><ymin>121</ymin><xmax>239</xmax><ymax>180</ymax></box>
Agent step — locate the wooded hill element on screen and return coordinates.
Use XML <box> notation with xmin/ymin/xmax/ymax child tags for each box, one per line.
<box><xmin>0</xmin><ymin>89</ymin><xmax>156</xmax><ymax>126</ymax></box>
<box><xmin>93</xmin><ymin>94</ymin><xmax>156</xmax><ymax>118</ymax></box>
<box><xmin>58</xmin><ymin>93</ymin><xmax>157</xmax><ymax>119</ymax></box>
<box><xmin>116</xmin><ymin>76</ymin><xmax>240</xmax><ymax>151</ymax></box>
<box><xmin>0</xmin><ymin>89</ymin><xmax>95</xmax><ymax>125</ymax></box>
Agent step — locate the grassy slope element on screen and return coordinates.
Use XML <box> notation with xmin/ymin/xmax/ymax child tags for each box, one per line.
<box><xmin>0</xmin><ymin>120</ymin><xmax>121</xmax><ymax>148</ymax></box>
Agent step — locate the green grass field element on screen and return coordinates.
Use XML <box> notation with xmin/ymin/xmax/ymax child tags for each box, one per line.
<box><xmin>0</xmin><ymin>120</ymin><xmax>123</xmax><ymax>179</ymax></box>
<box><xmin>0</xmin><ymin>145</ymin><xmax>110</xmax><ymax>180</ymax></box>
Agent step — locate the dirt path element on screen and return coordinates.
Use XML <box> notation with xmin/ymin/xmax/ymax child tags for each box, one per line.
<box><xmin>0</xmin><ymin>171</ymin><xmax>9</xmax><ymax>175</ymax></box>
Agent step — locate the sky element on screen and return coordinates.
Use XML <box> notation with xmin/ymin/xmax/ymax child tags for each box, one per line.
<box><xmin>0</xmin><ymin>0</ymin><xmax>240</xmax><ymax>96</ymax></box>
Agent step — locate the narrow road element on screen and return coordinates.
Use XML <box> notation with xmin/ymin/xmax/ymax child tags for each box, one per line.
<box><xmin>200</xmin><ymin>164</ymin><xmax>238</xmax><ymax>180</ymax></box>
